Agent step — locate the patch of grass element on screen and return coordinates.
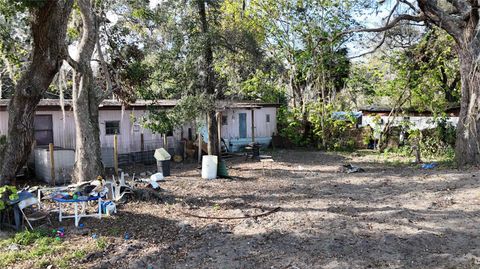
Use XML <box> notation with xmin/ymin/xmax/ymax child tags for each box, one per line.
<box><xmin>0</xmin><ymin>228</ymin><xmax>101</xmax><ymax>269</ymax></box>
<box><xmin>0</xmin><ymin>229</ymin><xmax>63</xmax><ymax>268</ymax></box>
<box><xmin>56</xmin><ymin>249</ymin><xmax>88</xmax><ymax>269</ymax></box>
<box><xmin>106</xmin><ymin>226</ymin><xmax>122</xmax><ymax>236</ymax></box>
<box><xmin>12</xmin><ymin>229</ymin><xmax>50</xmax><ymax>245</ymax></box>
<box><xmin>96</xmin><ymin>237</ymin><xmax>107</xmax><ymax>250</ymax></box>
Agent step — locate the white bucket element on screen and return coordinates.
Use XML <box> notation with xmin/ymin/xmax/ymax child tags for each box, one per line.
<box><xmin>201</xmin><ymin>155</ymin><xmax>218</xmax><ymax>179</ymax></box>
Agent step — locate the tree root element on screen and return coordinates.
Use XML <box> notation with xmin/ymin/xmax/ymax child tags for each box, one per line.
<box><xmin>182</xmin><ymin>206</ymin><xmax>281</xmax><ymax>219</ymax></box>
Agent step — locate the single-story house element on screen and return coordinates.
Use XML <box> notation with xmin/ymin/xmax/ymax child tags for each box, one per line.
<box><xmin>0</xmin><ymin>99</ymin><xmax>278</xmax><ymax>182</ymax></box>
<box><xmin>359</xmin><ymin>106</ymin><xmax>460</xmax><ymax>130</ymax></box>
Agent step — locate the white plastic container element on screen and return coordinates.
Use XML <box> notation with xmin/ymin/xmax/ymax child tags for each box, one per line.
<box><xmin>150</xmin><ymin>172</ymin><xmax>164</xmax><ymax>181</ymax></box>
<box><xmin>201</xmin><ymin>155</ymin><xmax>218</xmax><ymax>179</ymax></box>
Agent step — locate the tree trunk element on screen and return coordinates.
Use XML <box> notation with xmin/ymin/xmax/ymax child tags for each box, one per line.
<box><xmin>197</xmin><ymin>0</ymin><xmax>219</xmax><ymax>156</ymax></box>
<box><xmin>70</xmin><ymin>0</ymin><xmax>104</xmax><ymax>182</ymax></box>
<box><xmin>0</xmin><ymin>1</ymin><xmax>74</xmax><ymax>185</ymax></box>
<box><xmin>207</xmin><ymin>111</ymin><xmax>219</xmax><ymax>155</ymax></box>
<box><xmin>455</xmin><ymin>46</ymin><xmax>480</xmax><ymax>166</ymax></box>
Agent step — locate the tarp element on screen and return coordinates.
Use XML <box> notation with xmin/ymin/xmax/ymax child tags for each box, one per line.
<box><xmin>331</xmin><ymin>111</ymin><xmax>362</xmax><ymax>121</ymax></box>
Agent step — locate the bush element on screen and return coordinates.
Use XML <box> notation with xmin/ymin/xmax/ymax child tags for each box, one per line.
<box><xmin>0</xmin><ymin>185</ymin><xmax>19</xmax><ymax>211</ymax></box>
<box><xmin>277</xmin><ymin>103</ymin><xmax>359</xmax><ymax>151</ymax></box>
<box><xmin>277</xmin><ymin>106</ymin><xmax>308</xmax><ymax>146</ymax></box>
<box><xmin>402</xmin><ymin>118</ymin><xmax>456</xmax><ymax>161</ymax></box>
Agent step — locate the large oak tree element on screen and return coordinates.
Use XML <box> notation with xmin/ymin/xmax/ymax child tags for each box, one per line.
<box><xmin>0</xmin><ymin>0</ymin><xmax>74</xmax><ymax>185</ymax></box>
<box><xmin>356</xmin><ymin>0</ymin><xmax>480</xmax><ymax>166</ymax></box>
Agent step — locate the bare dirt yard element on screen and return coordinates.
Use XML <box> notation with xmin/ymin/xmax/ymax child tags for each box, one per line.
<box><xmin>4</xmin><ymin>149</ymin><xmax>480</xmax><ymax>269</ymax></box>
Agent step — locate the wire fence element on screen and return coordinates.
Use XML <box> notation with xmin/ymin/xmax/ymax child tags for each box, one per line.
<box><xmin>101</xmin><ymin>139</ymin><xmax>187</xmax><ymax>168</ymax></box>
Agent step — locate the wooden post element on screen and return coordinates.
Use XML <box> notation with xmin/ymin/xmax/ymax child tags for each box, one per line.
<box><xmin>217</xmin><ymin>111</ymin><xmax>222</xmax><ymax>159</ymax></box>
<box><xmin>183</xmin><ymin>140</ymin><xmax>187</xmax><ymax>160</ymax></box>
<box><xmin>251</xmin><ymin>109</ymin><xmax>255</xmax><ymax>143</ymax></box>
<box><xmin>198</xmin><ymin>128</ymin><xmax>202</xmax><ymax>164</ymax></box>
<box><xmin>49</xmin><ymin>143</ymin><xmax>55</xmax><ymax>186</ymax></box>
<box><xmin>114</xmin><ymin>134</ymin><xmax>118</xmax><ymax>177</ymax></box>
<box><xmin>140</xmin><ymin>133</ymin><xmax>144</xmax><ymax>152</ymax></box>
<box><xmin>163</xmin><ymin>133</ymin><xmax>167</xmax><ymax>148</ymax></box>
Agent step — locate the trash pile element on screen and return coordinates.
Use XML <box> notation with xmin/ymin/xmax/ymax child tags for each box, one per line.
<box><xmin>341</xmin><ymin>164</ymin><xmax>365</xmax><ymax>173</ymax></box>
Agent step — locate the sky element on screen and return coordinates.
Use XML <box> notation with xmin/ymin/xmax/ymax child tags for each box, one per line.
<box><xmin>348</xmin><ymin>1</ymin><xmax>405</xmax><ymax>59</ymax></box>
<box><xmin>149</xmin><ymin>0</ymin><xmax>165</xmax><ymax>9</ymax></box>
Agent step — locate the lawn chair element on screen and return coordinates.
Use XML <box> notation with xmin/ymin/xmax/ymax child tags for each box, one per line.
<box><xmin>109</xmin><ymin>173</ymin><xmax>133</xmax><ymax>203</ymax></box>
<box><xmin>17</xmin><ymin>197</ymin><xmax>51</xmax><ymax>230</ymax></box>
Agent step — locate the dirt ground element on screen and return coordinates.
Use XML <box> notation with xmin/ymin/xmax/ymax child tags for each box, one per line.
<box><xmin>8</xmin><ymin>149</ymin><xmax>480</xmax><ymax>269</ymax></box>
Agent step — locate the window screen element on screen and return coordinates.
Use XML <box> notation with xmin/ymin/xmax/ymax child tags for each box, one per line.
<box><xmin>105</xmin><ymin>121</ymin><xmax>120</xmax><ymax>135</ymax></box>
<box><xmin>222</xmin><ymin>115</ymin><xmax>228</xmax><ymax>125</ymax></box>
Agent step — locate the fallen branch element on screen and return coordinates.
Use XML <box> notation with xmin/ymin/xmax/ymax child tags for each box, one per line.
<box><xmin>182</xmin><ymin>207</ymin><xmax>281</xmax><ymax>220</ymax></box>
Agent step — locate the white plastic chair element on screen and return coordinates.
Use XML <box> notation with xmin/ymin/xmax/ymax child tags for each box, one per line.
<box><xmin>18</xmin><ymin>197</ymin><xmax>51</xmax><ymax>230</ymax></box>
<box><xmin>109</xmin><ymin>173</ymin><xmax>133</xmax><ymax>203</ymax></box>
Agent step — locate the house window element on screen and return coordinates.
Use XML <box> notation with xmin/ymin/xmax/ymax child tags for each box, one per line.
<box><xmin>222</xmin><ymin>115</ymin><xmax>228</xmax><ymax>125</ymax></box>
<box><xmin>133</xmin><ymin>123</ymin><xmax>140</xmax><ymax>132</ymax></box>
<box><xmin>266</xmin><ymin>114</ymin><xmax>271</xmax><ymax>123</ymax></box>
<box><xmin>105</xmin><ymin>121</ymin><xmax>120</xmax><ymax>135</ymax></box>
<box><xmin>34</xmin><ymin>115</ymin><xmax>53</xmax><ymax>146</ymax></box>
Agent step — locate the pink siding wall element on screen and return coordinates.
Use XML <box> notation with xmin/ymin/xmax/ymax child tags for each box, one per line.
<box><xmin>0</xmin><ymin>109</ymin><xmax>167</xmax><ymax>154</ymax></box>
<box><xmin>0</xmin><ymin>106</ymin><xmax>277</xmax><ymax>153</ymax></box>
<box><xmin>98</xmin><ymin>110</ymin><xmax>165</xmax><ymax>154</ymax></box>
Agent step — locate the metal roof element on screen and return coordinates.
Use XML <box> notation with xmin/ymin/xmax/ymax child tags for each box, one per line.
<box><xmin>0</xmin><ymin>99</ymin><xmax>280</xmax><ymax>110</ymax></box>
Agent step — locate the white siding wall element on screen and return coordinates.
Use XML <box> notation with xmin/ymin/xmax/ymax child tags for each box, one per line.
<box><xmin>0</xmin><ymin>111</ymin><xmax>8</xmax><ymax>137</ymax></box>
<box><xmin>362</xmin><ymin>115</ymin><xmax>459</xmax><ymax>130</ymax></box>
<box><xmin>220</xmin><ymin>107</ymin><xmax>277</xmax><ymax>140</ymax></box>
<box><xmin>36</xmin><ymin>110</ymin><xmax>76</xmax><ymax>149</ymax></box>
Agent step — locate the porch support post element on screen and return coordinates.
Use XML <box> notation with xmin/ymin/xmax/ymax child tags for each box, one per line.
<box><xmin>251</xmin><ymin>109</ymin><xmax>255</xmax><ymax>143</ymax></box>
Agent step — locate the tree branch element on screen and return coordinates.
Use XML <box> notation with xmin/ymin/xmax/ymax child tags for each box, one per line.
<box><xmin>343</xmin><ymin>13</ymin><xmax>426</xmax><ymax>35</ymax></box>
<box><xmin>348</xmin><ymin>33</ymin><xmax>387</xmax><ymax>60</ymax></box>
<box><xmin>468</xmin><ymin>0</ymin><xmax>479</xmax><ymax>32</ymax></box>
<box><xmin>399</xmin><ymin>0</ymin><xmax>419</xmax><ymax>12</ymax></box>
<box><xmin>96</xmin><ymin>37</ymin><xmax>113</xmax><ymax>100</ymax></box>
<box><xmin>66</xmin><ymin>53</ymin><xmax>80</xmax><ymax>70</ymax></box>
<box><xmin>417</xmin><ymin>0</ymin><xmax>465</xmax><ymax>43</ymax></box>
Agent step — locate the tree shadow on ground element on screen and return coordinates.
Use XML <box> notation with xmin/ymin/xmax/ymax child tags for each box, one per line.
<box><xmin>74</xmin><ymin>150</ymin><xmax>480</xmax><ymax>268</ymax></box>
<box><xmin>98</xmin><ymin>210</ymin><xmax>480</xmax><ymax>269</ymax></box>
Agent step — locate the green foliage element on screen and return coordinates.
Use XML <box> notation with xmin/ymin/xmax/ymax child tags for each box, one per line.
<box><xmin>143</xmin><ymin>94</ymin><xmax>214</xmax><ymax>134</ymax></box>
<box><xmin>0</xmin><ymin>228</ymin><xmax>102</xmax><ymax>269</ymax></box>
<box><xmin>278</xmin><ymin>103</ymin><xmax>357</xmax><ymax>151</ymax></box>
<box><xmin>11</xmin><ymin>229</ymin><xmax>50</xmax><ymax>246</ymax></box>
<box><xmin>346</xmin><ymin>27</ymin><xmax>460</xmax><ymax>114</ymax></box>
<box><xmin>0</xmin><ymin>2</ymin><xmax>29</xmax><ymax>83</ymax></box>
<box><xmin>277</xmin><ymin>106</ymin><xmax>307</xmax><ymax>146</ymax></box>
<box><xmin>417</xmin><ymin>119</ymin><xmax>456</xmax><ymax>159</ymax></box>
<box><xmin>0</xmin><ymin>229</ymin><xmax>60</xmax><ymax>268</ymax></box>
<box><xmin>96</xmin><ymin>237</ymin><xmax>107</xmax><ymax>250</ymax></box>
<box><xmin>387</xmin><ymin>118</ymin><xmax>457</xmax><ymax>161</ymax></box>
<box><xmin>308</xmin><ymin>103</ymin><xmax>357</xmax><ymax>151</ymax></box>
<box><xmin>0</xmin><ymin>185</ymin><xmax>18</xmax><ymax>211</ymax></box>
